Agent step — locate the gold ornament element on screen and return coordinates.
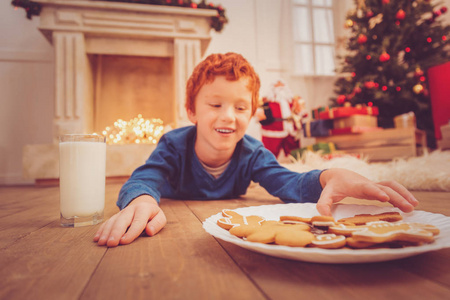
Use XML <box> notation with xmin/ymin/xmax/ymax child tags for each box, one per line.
<box><xmin>345</xmin><ymin>19</ymin><xmax>354</xmax><ymax>28</ymax></box>
<box><xmin>413</xmin><ymin>83</ymin><xmax>424</xmax><ymax>94</ymax></box>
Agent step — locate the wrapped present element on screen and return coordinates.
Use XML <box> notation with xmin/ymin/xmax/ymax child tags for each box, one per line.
<box><xmin>303</xmin><ymin>119</ymin><xmax>333</xmax><ymax>137</ymax></box>
<box><xmin>330</xmin><ymin>126</ymin><xmax>382</xmax><ymax>135</ymax></box>
<box><xmin>291</xmin><ymin>142</ymin><xmax>336</xmax><ymax>158</ymax></box>
<box><xmin>319</xmin><ymin>106</ymin><xmax>379</xmax><ymax>120</ymax></box>
<box><xmin>394</xmin><ymin>112</ymin><xmax>416</xmax><ymax>129</ymax></box>
<box><xmin>333</xmin><ymin>115</ymin><xmax>378</xmax><ymax>129</ymax></box>
<box><xmin>311</xmin><ymin>106</ymin><xmax>330</xmax><ymax>120</ymax></box>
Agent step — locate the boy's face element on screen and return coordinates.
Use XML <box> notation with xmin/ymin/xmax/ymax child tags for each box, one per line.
<box><xmin>187</xmin><ymin>76</ymin><xmax>253</xmax><ymax>158</ymax></box>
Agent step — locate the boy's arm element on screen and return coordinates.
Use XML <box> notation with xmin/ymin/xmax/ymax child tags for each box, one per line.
<box><xmin>317</xmin><ymin>168</ymin><xmax>419</xmax><ymax>216</ymax></box>
<box><xmin>94</xmin><ymin>195</ymin><xmax>166</xmax><ymax>247</ymax></box>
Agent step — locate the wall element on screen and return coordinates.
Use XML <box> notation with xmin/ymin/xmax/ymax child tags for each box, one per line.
<box><xmin>1</xmin><ymin>0</ymin><xmax>450</xmax><ymax>185</ymax></box>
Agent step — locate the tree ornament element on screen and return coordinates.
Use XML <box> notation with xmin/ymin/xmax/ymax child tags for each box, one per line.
<box><xmin>441</xmin><ymin>7</ymin><xmax>448</xmax><ymax>14</ymax></box>
<box><xmin>396</xmin><ymin>9</ymin><xmax>406</xmax><ymax>20</ymax></box>
<box><xmin>364</xmin><ymin>81</ymin><xmax>376</xmax><ymax>89</ymax></box>
<box><xmin>379</xmin><ymin>52</ymin><xmax>391</xmax><ymax>62</ymax></box>
<box><xmin>413</xmin><ymin>83</ymin><xmax>424</xmax><ymax>94</ymax></box>
<box><xmin>337</xmin><ymin>95</ymin><xmax>347</xmax><ymax>105</ymax></box>
<box><xmin>357</xmin><ymin>34</ymin><xmax>368</xmax><ymax>44</ymax></box>
<box><xmin>366</xmin><ymin>10</ymin><xmax>374</xmax><ymax>18</ymax></box>
<box><xmin>382</xmin><ymin>0</ymin><xmax>390</xmax><ymax>4</ymax></box>
<box><xmin>345</xmin><ymin>19</ymin><xmax>354</xmax><ymax>28</ymax></box>
<box><xmin>414</xmin><ymin>67</ymin><xmax>424</xmax><ymax>78</ymax></box>
<box><xmin>366</xmin><ymin>54</ymin><xmax>372</xmax><ymax>60</ymax></box>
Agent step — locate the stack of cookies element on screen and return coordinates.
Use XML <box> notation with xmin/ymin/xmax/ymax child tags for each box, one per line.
<box><xmin>217</xmin><ymin>210</ymin><xmax>440</xmax><ymax>249</ymax></box>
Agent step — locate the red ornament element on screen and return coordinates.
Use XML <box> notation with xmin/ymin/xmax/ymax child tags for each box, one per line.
<box><xmin>414</xmin><ymin>68</ymin><xmax>424</xmax><ymax>78</ymax></box>
<box><xmin>441</xmin><ymin>7</ymin><xmax>448</xmax><ymax>14</ymax></box>
<box><xmin>366</xmin><ymin>55</ymin><xmax>372</xmax><ymax>60</ymax></box>
<box><xmin>364</xmin><ymin>81</ymin><xmax>376</xmax><ymax>89</ymax></box>
<box><xmin>357</xmin><ymin>34</ymin><xmax>368</xmax><ymax>44</ymax></box>
<box><xmin>443</xmin><ymin>36</ymin><xmax>448</xmax><ymax>41</ymax></box>
<box><xmin>396</xmin><ymin>9</ymin><xmax>406</xmax><ymax>20</ymax></box>
<box><xmin>190</xmin><ymin>3</ymin><xmax>197</xmax><ymax>8</ymax></box>
<box><xmin>368</xmin><ymin>102</ymin><xmax>373</xmax><ymax>107</ymax></box>
<box><xmin>337</xmin><ymin>95</ymin><xmax>347</xmax><ymax>105</ymax></box>
<box><xmin>427</xmin><ymin>37</ymin><xmax>432</xmax><ymax>43</ymax></box>
<box><xmin>379</xmin><ymin>52</ymin><xmax>390</xmax><ymax>62</ymax></box>
<box><xmin>405</xmin><ymin>47</ymin><xmax>411</xmax><ymax>53</ymax></box>
<box><xmin>354</xmin><ymin>86</ymin><xmax>362</xmax><ymax>94</ymax></box>
<box><xmin>366</xmin><ymin>10</ymin><xmax>374</xmax><ymax>18</ymax></box>
<box><xmin>382</xmin><ymin>0</ymin><xmax>390</xmax><ymax>4</ymax></box>
<box><xmin>382</xmin><ymin>86</ymin><xmax>388</xmax><ymax>91</ymax></box>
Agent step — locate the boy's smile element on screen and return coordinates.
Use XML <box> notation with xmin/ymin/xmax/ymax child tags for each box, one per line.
<box><xmin>187</xmin><ymin>76</ymin><xmax>253</xmax><ymax>167</ymax></box>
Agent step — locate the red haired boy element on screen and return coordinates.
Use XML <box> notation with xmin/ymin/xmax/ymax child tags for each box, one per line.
<box><xmin>95</xmin><ymin>53</ymin><xmax>418</xmax><ymax>247</ymax></box>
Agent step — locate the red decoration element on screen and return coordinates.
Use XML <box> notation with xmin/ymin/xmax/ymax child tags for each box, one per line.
<box><xmin>366</xmin><ymin>55</ymin><xmax>371</xmax><ymax>60</ymax></box>
<box><xmin>428</xmin><ymin>62</ymin><xmax>450</xmax><ymax>140</ymax></box>
<box><xmin>427</xmin><ymin>37</ymin><xmax>432</xmax><ymax>43</ymax></box>
<box><xmin>190</xmin><ymin>2</ymin><xmax>197</xmax><ymax>8</ymax></box>
<box><xmin>396</xmin><ymin>9</ymin><xmax>406</xmax><ymax>20</ymax></box>
<box><xmin>382</xmin><ymin>0</ymin><xmax>390</xmax><ymax>4</ymax></box>
<box><xmin>379</xmin><ymin>52</ymin><xmax>390</xmax><ymax>62</ymax></box>
<box><xmin>366</xmin><ymin>10</ymin><xmax>374</xmax><ymax>18</ymax></box>
<box><xmin>405</xmin><ymin>47</ymin><xmax>411</xmax><ymax>52</ymax></box>
<box><xmin>357</xmin><ymin>34</ymin><xmax>368</xmax><ymax>44</ymax></box>
<box><xmin>364</xmin><ymin>81</ymin><xmax>376</xmax><ymax>89</ymax></box>
<box><xmin>337</xmin><ymin>95</ymin><xmax>347</xmax><ymax>105</ymax></box>
<box><xmin>441</xmin><ymin>7</ymin><xmax>448</xmax><ymax>13</ymax></box>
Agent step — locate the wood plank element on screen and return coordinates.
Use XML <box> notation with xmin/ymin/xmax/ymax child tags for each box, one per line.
<box><xmin>80</xmin><ymin>199</ymin><xmax>267</xmax><ymax>300</ymax></box>
<box><xmin>0</xmin><ymin>221</ymin><xmax>106</xmax><ymax>300</ymax></box>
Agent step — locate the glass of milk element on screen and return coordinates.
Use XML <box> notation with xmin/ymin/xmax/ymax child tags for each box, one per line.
<box><xmin>59</xmin><ymin>134</ymin><xmax>106</xmax><ymax>227</ymax></box>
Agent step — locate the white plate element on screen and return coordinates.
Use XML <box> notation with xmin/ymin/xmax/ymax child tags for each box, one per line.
<box><xmin>202</xmin><ymin>203</ymin><xmax>450</xmax><ymax>264</ymax></box>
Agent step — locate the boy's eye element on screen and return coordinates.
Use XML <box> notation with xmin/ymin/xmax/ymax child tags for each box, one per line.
<box><xmin>209</xmin><ymin>104</ymin><xmax>221</xmax><ymax>108</ymax></box>
<box><xmin>236</xmin><ymin>106</ymin><xmax>249</xmax><ymax>111</ymax></box>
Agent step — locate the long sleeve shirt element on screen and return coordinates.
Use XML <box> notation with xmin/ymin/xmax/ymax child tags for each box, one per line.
<box><xmin>117</xmin><ymin>126</ymin><xmax>323</xmax><ymax>209</ymax></box>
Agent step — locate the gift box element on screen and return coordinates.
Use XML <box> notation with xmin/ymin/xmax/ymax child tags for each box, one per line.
<box><xmin>311</xmin><ymin>106</ymin><xmax>330</xmax><ymax>120</ymax></box>
<box><xmin>394</xmin><ymin>112</ymin><xmax>416</xmax><ymax>129</ymax></box>
<box><xmin>330</xmin><ymin>126</ymin><xmax>382</xmax><ymax>135</ymax></box>
<box><xmin>303</xmin><ymin>119</ymin><xmax>333</xmax><ymax>137</ymax></box>
<box><xmin>333</xmin><ymin>115</ymin><xmax>378</xmax><ymax>129</ymax></box>
<box><xmin>291</xmin><ymin>142</ymin><xmax>336</xmax><ymax>158</ymax></box>
<box><xmin>319</xmin><ymin>106</ymin><xmax>379</xmax><ymax>120</ymax></box>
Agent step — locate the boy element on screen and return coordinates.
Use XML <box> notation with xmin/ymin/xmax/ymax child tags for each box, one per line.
<box><xmin>94</xmin><ymin>53</ymin><xmax>418</xmax><ymax>247</ymax></box>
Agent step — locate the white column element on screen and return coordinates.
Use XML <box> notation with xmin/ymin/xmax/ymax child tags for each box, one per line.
<box><xmin>174</xmin><ymin>38</ymin><xmax>201</xmax><ymax>126</ymax></box>
<box><xmin>53</xmin><ymin>31</ymin><xmax>93</xmax><ymax>139</ymax></box>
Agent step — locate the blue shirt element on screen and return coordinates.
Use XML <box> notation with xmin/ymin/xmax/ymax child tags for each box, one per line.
<box><xmin>117</xmin><ymin>126</ymin><xmax>323</xmax><ymax>209</ymax></box>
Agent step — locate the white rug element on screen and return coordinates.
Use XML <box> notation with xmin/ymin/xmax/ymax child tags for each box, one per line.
<box><xmin>283</xmin><ymin>150</ymin><xmax>450</xmax><ymax>191</ymax></box>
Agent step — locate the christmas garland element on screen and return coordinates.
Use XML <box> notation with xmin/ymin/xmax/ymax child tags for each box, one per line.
<box><xmin>11</xmin><ymin>0</ymin><xmax>228</xmax><ymax>32</ymax></box>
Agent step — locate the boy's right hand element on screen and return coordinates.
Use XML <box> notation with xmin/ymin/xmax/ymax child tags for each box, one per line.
<box><xmin>93</xmin><ymin>195</ymin><xmax>166</xmax><ymax>247</ymax></box>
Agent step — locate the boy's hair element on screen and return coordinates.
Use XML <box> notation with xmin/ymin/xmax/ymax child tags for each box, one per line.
<box><xmin>185</xmin><ymin>52</ymin><xmax>261</xmax><ymax>116</ymax></box>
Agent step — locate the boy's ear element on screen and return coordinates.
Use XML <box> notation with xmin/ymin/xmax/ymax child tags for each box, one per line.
<box><xmin>187</xmin><ymin>108</ymin><xmax>197</xmax><ymax>124</ymax></box>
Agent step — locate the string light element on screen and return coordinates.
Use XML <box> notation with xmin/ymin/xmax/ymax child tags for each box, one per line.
<box><xmin>100</xmin><ymin>114</ymin><xmax>164</xmax><ymax>145</ymax></box>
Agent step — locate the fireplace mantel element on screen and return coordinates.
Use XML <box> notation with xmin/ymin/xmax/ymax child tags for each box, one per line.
<box><xmin>34</xmin><ymin>0</ymin><xmax>216</xmax><ymax>138</ymax></box>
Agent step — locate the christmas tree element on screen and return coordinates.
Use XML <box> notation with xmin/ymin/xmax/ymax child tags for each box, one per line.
<box><xmin>332</xmin><ymin>0</ymin><xmax>450</xmax><ymax>148</ymax></box>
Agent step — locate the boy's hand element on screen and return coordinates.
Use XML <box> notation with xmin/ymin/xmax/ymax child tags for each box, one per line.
<box><xmin>94</xmin><ymin>195</ymin><xmax>166</xmax><ymax>247</ymax></box>
<box><xmin>317</xmin><ymin>168</ymin><xmax>419</xmax><ymax>216</ymax></box>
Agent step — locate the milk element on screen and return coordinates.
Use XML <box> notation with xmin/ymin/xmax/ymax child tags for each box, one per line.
<box><xmin>59</xmin><ymin>139</ymin><xmax>106</xmax><ymax>223</ymax></box>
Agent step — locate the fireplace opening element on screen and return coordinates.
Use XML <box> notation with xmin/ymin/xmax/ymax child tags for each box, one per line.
<box><xmin>92</xmin><ymin>54</ymin><xmax>176</xmax><ymax>134</ymax></box>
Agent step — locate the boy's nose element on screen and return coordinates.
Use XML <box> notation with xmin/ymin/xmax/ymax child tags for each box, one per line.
<box><xmin>220</xmin><ymin>106</ymin><xmax>235</xmax><ymax>121</ymax></box>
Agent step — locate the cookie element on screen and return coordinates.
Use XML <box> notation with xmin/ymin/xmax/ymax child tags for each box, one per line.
<box><xmin>351</xmin><ymin>221</ymin><xmax>436</xmax><ymax>244</ymax></box>
<box><xmin>311</xmin><ymin>216</ymin><xmax>336</xmax><ymax>227</ymax></box>
<box><xmin>311</xmin><ymin>234</ymin><xmax>347</xmax><ymax>249</ymax></box>
<box><xmin>217</xmin><ymin>209</ymin><xmax>265</xmax><ymax>230</ymax></box>
<box><xmin>338</xmin><ymin>212</ymin><xmax>403</xmax><ymax>225</ymax></box>
<box><xmin>279</xmin><ymin>216</ymin><xmax>312</xmax><ymax>224</ymax></box>
<box><xmin>328</xmin><ymin>223</ymin><xmax>367</xmax><ymax>237</ymax></box>
<box><xmin>274</xmin><ymin>230</ymin><xmax>315</xmax><ymax>247</ymax></box>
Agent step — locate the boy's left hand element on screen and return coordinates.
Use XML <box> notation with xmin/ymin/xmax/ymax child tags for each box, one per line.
<box><xmin>317</xmin><ymin>168</ymin><xmax>419</xmax><ymax>216</ymax></box>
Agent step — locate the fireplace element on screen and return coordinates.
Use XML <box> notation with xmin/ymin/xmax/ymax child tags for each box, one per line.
<box><xmin>23</xmin><ymin>0</ymin><xmax>216</xmax><ymax>181</ymax></box>
<box><xmin>35</xmin><ymin>0</ymin><xmax>215</xmax><ymax>139</ymax></box>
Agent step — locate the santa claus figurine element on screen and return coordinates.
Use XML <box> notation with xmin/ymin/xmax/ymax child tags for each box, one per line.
<box><xmin>257</xmin><ymin>79</ymin><xmax>307</xmax><ymax>159</ymax></box>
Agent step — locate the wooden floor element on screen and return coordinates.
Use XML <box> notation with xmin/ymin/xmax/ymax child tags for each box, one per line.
<box><xmin>1</xmin><ymin>183</ymin><xmax>449</xmax><ymax>300</ymax></box>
